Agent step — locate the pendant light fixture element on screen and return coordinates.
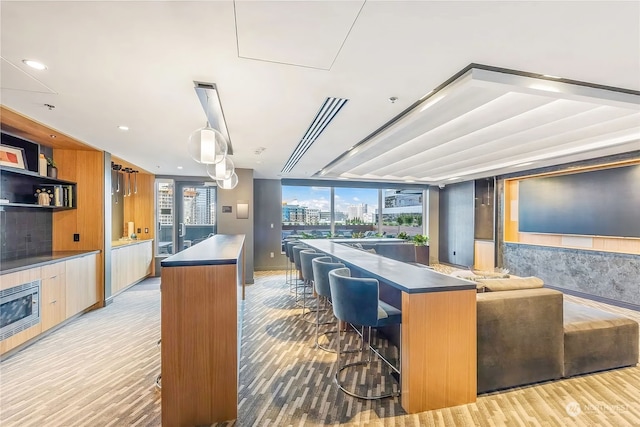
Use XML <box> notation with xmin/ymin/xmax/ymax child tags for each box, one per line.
<box><xmin>217</xmin><ymin>172</ymin><xmax>238</xmax><ymax>190</ymax></box>
<box><xmin>190</xmin><ymin>81</ymin><xmax>238</xmax><ymax>190</ymax></box>
<box><xmin>188</xmin><ymin>121</ymin><xmax>227</xmax><ymax>164</ymax></box>
<box><xmin>206</xmin><ymin>156</ymin><xmax>234</xmax><ymax>181</ymax></box>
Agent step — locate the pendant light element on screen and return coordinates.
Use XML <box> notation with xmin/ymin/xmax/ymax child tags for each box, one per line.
<box><xmin>188</xmin><ymin>121</ymin><xmax>227</xmax><ymax>164</ymax></box>
<box><xmin>206</xmin><ymin>156</ymin><xmax>234</xmax><ymax>181</ymax></box>
<box><xmin>216</xmin><ymin>172</ymin><xmax>238</xmax><ymax>190</ymax></box>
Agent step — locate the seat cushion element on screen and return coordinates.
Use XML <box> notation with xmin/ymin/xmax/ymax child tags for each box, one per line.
<box><xmin>377</xmin><ymin>300</ymin><xmax>401</xmax><ymax>327</ymax></box>
<box><xmin>563</xmin><ymin>301</ymin><xmax>639</xmax><ymax>377</ymax></box>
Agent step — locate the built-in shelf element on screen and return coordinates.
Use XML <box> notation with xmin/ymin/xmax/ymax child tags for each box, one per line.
<box><xmin>0</xmin><ymin>166</ymin><xmax>77</xmax><ymax>209</ymax></box>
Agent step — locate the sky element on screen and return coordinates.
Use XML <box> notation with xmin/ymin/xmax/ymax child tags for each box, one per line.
<box><xmin>282</xmin><ymin>186</ymin><xmax>379</xmax><ymax>213</ymax></box>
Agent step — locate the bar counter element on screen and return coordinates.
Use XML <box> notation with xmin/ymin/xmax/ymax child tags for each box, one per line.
<box><xmin>160</xmin><ymin>234</ymin><xmax>245</xmax><ymax>425</ymax></box>
<box><xmin>301</xmin><ymin>239</ymin><xmax>477</xmax><ymax>414</ymax></box>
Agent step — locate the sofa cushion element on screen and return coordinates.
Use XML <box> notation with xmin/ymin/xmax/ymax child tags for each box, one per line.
<box><xmin>476</xmin><ymin>276</ymin><xmax>544</xmax><ymax>292</ymax></box>
<box><xmin>563</xmin><ymin>301</ymin><xmax>639</xmax><ymax>377</ymax></box>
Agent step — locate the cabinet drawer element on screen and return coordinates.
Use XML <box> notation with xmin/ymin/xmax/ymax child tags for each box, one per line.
<box><xmin>41</xmin><ymin>261</ymin><xmax>66</xmax><ymax>279</ymax></box>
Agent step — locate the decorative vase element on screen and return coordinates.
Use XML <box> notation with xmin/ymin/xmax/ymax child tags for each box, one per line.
<box><xmin>48</xmin><ymin>166</ymin><xmax>58</xmax><ymax>179</ymax></box>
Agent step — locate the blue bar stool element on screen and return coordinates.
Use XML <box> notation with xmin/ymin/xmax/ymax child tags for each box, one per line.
<box><xmin>299</xmin><ymin>249</ymin><xmax>326</xmax><ymax>322</ymax></box>
<box><xmin>284</xmin><ymin>239</ymin><xmax>300</xmax><ymax>292</ymax></box>
<box><xmin>311</xmin><ymin>256</ymin><xmax>345</xmax><ymax>351</ymax></box>
<box><xmin>329</xmin><ymin>267</ymin><xmax>401</xmax><ymax>400</ymax></box>
<box><xmin>292</xmin><ymin>245</ymin><xmax>311</xmax><ymax>308</ymax></box>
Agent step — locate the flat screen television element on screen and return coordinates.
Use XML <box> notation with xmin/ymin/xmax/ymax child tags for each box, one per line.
<box><xmin>518</xmin><ymin>164</ymin><xmax>640</xmax><ymax>238</ymax></box>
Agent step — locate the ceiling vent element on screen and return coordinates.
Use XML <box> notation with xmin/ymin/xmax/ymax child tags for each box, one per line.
<box><xmin>281</xmin><ymin>97</ymin><xmax>348</xmax><ymax>173</ymax></box>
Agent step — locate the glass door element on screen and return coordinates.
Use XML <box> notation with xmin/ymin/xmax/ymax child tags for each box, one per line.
<box><xmin>175</xmin><ymin>183</ymin><xmax>217</xmax><ymax>251</ymax></box>
<box><xmin>156</xmin><ymin>179</ymin><xmax>217</xmax><ymax>257</ymax></box>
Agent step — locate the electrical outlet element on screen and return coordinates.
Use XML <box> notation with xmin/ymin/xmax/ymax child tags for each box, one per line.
<box><xmin>270</xmin><ymin>252</ymin><xmax>274</xmax><ymax>258</ymax></box>
<box><xmin>270</xmin><ymin>223</ymin><xmax>274</xmax><ymax>229</ymax></box>
<box><xmin>73</xmin><ymin>233</ymin><xmax>80</xmax><ymax>242</ymax></box>
<box><xmin>137</xmin><ymin>228</ymin><xmax>141</xmax><ymax>234</ymax></box>
<box><xmin>144</xmin><ymin>228</ymin><xmax>149</xmax><ymax>233</ymax></box>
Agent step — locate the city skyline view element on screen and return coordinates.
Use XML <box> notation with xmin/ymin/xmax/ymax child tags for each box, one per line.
<box><xmin>282</xmin><ymin>186</ymin><xmax>378</xmax><ymax>214</ymax></box>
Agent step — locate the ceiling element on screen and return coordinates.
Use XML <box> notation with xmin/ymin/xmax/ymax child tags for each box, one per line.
<box><xmin>1</xmin><ymin>1</ymin><xmax>639</xmax><ymax>184</ymax></box>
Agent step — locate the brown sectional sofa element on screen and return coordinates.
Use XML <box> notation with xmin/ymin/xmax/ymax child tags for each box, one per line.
<box><xmin>476</xmin><ymin>283</ymin><xmax>639</xmax><ymax>393</ymax></box>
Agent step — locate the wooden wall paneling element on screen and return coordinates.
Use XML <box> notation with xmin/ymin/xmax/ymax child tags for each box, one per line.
<box><xmin>41</xmin><ymin>262</ymin><xmax>67</xmax><ymax>332</ymax></box>
<box><xmin>0</xmin><ymin>106</ymin><xmax>94</xmax><ymax>151</ymax></box>
<box><xmin>162</xmin><ymin>264</ymin><xmax>239</xmax><ymax>425</ymax></box>
<box><xmin>53</xmin><ymin>149</ymin><xmax>105</xmax><ymax>307</ymax></box>
<box><xmin>593</xmin><ymin>237</ymin><xmax>640</xmax><ymax>254</ymax></box>
<box><xmin>503</xmin><ymin>180</ymin><xmax>519</xmax><ymax>242</ymax></box>
<box><xmin>120</xmin><ymin>171</ymin><xmax>155</xmax><ymax>275</ymax></box>
<box><xmin>400</xmin><ymin>289</ymin><xmax>476</xmax><ymax>413</ymax></box>
<box><xmin>0</xmin><ymin>267</ymin><xmax>42</xmax><ymax>355</ymax></box>
<box><xmin>474</xmin><ymin>240</ymin><xmax>495</xmax><ymax>270</ymax></box>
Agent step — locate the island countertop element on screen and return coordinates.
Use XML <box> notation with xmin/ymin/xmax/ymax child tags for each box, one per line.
<box><xmin>300</xmin><ymin>239</ymin><xmax>474</xmax><ymax>294</ymax></box>
<box><xmin>161</xmin><ymin>234</ymin><xmax>245</xmax><ymax>268</ymax></box>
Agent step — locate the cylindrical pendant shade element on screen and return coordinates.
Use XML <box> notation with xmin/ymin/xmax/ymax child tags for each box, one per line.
<box><xmin>217</xmin><ymin>172</ymin><xmax>238</xmax><ymax>190</ymax></box>
<box><xmin>206</xmin><ymin>157</ymin><xmax>234</xmax><ymax>181</ymax></box>
<box><xmin>188</xmin><ymin>122</ymin><xmax>228</xmax><ymax>164</ymax></box>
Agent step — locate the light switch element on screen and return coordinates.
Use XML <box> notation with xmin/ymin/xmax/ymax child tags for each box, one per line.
<box><xmin>270</xmin><ymin>223</ymin><xmax>274</xmax><ymax>228</ymax></box>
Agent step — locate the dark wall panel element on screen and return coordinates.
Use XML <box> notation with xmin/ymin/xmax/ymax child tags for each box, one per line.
<box><xmin>254</xmin><ymin>179</ymin><xmax>287</xmax><ymax>270</ymax></box>
<box><xmin>519</xmin><ymin>165</ymin><xmax>640</xmax><ymax>237</ymax></box>
<box><xmin>439</xmin><ymin>181</ymin><xmax>474</xmax><ymax>267</ymax></box>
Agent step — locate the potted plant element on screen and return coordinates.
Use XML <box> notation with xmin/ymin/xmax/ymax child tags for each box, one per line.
<box><xmin>412</xmin><ymin>234</ymin><xmax>430</xmax><ymax>265</ymax></box>
<box><xmin>397</xmin><ymin>231</ymin><xmax>409</xmax><ymax>240</ymax></box>
<box><xmin>46</xmin><ymin>156</ymin><xmax>58</xmax><ymax>179</ymax></box>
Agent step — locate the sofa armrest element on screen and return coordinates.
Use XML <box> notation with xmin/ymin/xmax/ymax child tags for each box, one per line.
<box><xmin>477</xmin><ymin>288</ymin><xmax>564</xmax><ymax>393</ymax></box>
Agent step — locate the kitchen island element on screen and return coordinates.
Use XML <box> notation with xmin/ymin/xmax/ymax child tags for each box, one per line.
<box><xmin>301</xmin><ymin>239</ymin><xmax>477</xmax><ymax>413</ymax></box>
<box><xmin>160</xmin><ymin>234</ymin><xmax>245</xmax><ymax>425</ymax></box>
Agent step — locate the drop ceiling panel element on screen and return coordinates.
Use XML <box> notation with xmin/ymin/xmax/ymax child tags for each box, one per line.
<box><xmin>0</xmin><ymin>57</ymin><xmax>56</xmax><ymax>94</ymax></box>
<box><xmin>235</xmin><ymin>1</ymin><xmax>364</xmax><ymax>69</ymax></box>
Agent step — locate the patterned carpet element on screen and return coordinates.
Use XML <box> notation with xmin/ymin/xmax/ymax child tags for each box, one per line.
<box><xmin>1</xmin><ymin>271</ymin><xmax>639</xmax><ymax>426</ymax></box>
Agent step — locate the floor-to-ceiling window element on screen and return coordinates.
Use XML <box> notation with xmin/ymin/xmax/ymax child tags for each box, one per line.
<box><xmin>281</xmin><ymin>185</ymin><xmax>331</xmax><ymax>239</ymax></box>
<box><xmin>333</xmin><ymin>187</ymin><xmax>379</xmax><ymax>237</ymax></box>
<box><xmin>281</xmin><ymin>182</ymin><xmax>427</xmax><ymax>241</ymax></box>
<box><xmin>381</xmin><ymin>188</ymin><xmax>423</xmax><ymax>238</ymax></box>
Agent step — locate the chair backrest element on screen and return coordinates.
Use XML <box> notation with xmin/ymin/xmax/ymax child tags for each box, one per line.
<box><xmin>286</xmin><ymin>240</ymin><xmax>300</xmax><ymax>262</ymax></box>
<box><xmin>329</xmin><ymin>268</ymin><xmax>380</xmax><ymax>327</ymax></box>
<box><xmin>300</xmin><ymin>250</ymin><xmax>324</xmax><ymax>282</ymax></box>
<box><xmin>292</xmin><ymin>245</ymin><xmax>309</xmax><ymax>270</ymax></box>
<box><xmin>312</xmin><ymin>257</ymin><xmax>344</xmax><ymax>298</ymax></box>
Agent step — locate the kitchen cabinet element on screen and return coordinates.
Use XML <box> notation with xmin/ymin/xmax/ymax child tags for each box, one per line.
<box><xmin>65</xmin><ymin>253</ymin><xmax>98</xmax><ymax>318</ymax></box>
<box><xmin>41</xmin><ymin>261</ymin><xmax>66</xmax><ymax>331</ymax></box>
<box><xmin>111</xmin><ymin>240</ymin><xmax>153</xmax><ymax>295</ymax></box>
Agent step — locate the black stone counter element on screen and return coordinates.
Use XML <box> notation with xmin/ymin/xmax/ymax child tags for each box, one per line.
<box><xmin>301</xmin><ymin>239</ymin><xmax>474</xmax><ymax>294</ymax></box>
<box><xmin>161</xmin><ymin>234</ymin><xmax>245</xmax><ymax>267</ymax></box>
<box><xmin>1</xmin><ymin>250</ymin><xmax>101</xmax><ymax>275</ymax></box>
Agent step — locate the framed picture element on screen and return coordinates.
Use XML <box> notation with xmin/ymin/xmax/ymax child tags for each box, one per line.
<box><xmin>0</xmin><ymin>144</ymin><xmax>27</xmax><ymax>169</ymax></box>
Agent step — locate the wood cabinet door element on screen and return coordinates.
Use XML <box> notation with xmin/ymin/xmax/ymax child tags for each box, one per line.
<box><xmin>41</xmin><ymin>262</ymin><xmax>66</xmax><ymax>331</ymax></box>
<box><xmin>65</xmin><ymin>254</ymin><xmax>98</xmax><ymax>318</ymax></box>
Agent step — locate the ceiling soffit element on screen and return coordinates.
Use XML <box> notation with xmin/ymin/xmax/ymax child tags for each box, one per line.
<box><xmin>319</xmin><ymin>65</ymin><xmax>640</xmax><ymax>184</ymax></box>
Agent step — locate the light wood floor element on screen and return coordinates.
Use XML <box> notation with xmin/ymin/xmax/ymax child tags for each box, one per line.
<box><xmin>0</xmin><ymin>272</ymin><xmax>639</xmax><ymax>426</ymax></box>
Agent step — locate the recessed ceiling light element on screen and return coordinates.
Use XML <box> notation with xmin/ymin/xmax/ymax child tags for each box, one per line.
<box><xmin>118</xmin><ymin>125</ymin><xmax>129</xmax><ymax>131</ymax></box>
<box><xmin>177</xmin><ymin>166</ymin><xmax>183</xmax><ymax>170</ymax></box>
<box><xmin>405</xmin><ymin>179</ymin><xmax>415</xmax><ymax>183</ymax></box>
<box><xmin>447</xmin><ymin>177</ymin><xmax>460</xmax><ymax>181</ymax></box>
<box><xmin>513</xmin><ymin>162</ymin><xmax>534</xmax><ymax>167</ymax></box>
<box><xmin>49</xmin><ymin>134</ymin><xmax>56</xmax><ymax>139</ymax></box>
<box><xmin>22</xmin><ymin>59</ymin><xmax>47</xmax><ymax>70</ymax></box>
<box><xmin>337</xmin><ymin>177</ymin><xmax>349</xmax><ymax>180</ymax></box>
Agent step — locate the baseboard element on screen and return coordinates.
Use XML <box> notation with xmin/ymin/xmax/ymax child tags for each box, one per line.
<box><xmin>546</xmin><ymin>284</ymin><xmax>640</xmax><ymax>312</ymax></box>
